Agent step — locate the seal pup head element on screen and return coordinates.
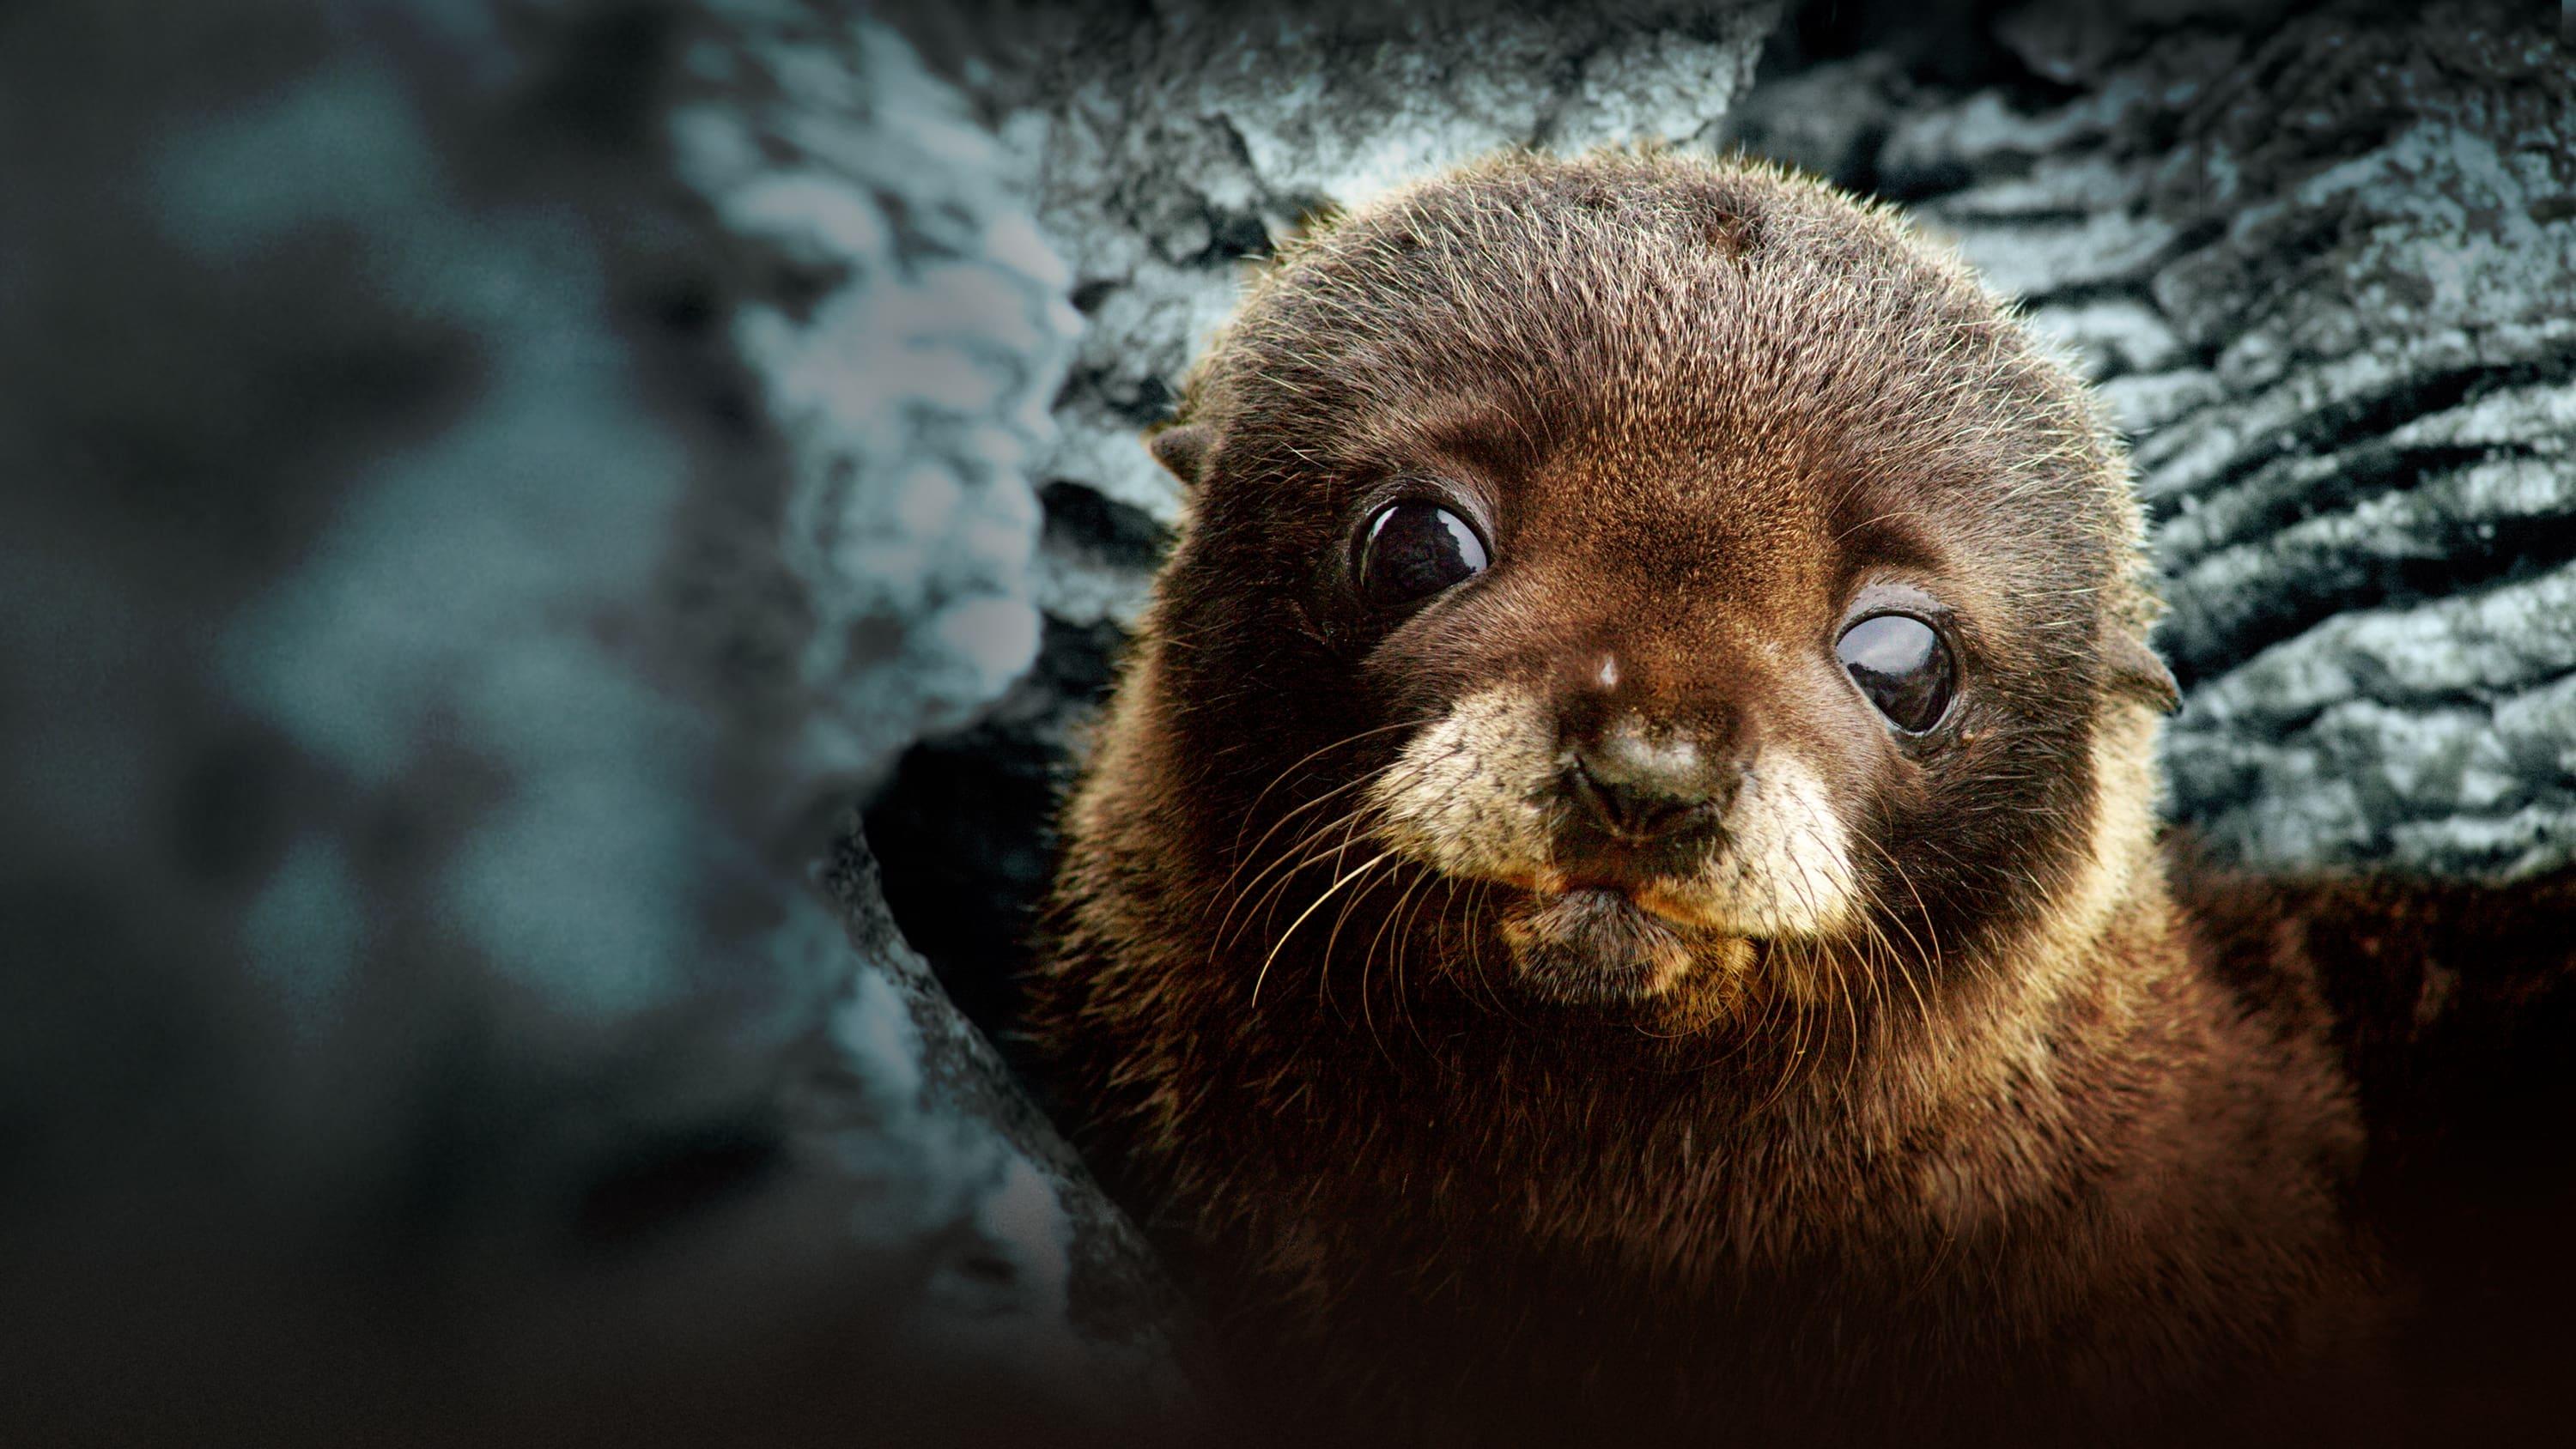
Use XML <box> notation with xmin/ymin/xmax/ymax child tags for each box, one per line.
<box><xmin>1104</xmin><ymin>149</ymin><xmax>2175</xmax><ymax>1030</ymax></box>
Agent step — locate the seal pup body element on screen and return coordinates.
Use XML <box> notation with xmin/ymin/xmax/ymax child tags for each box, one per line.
<box><xmin>1033</xmin><ymin>151</ymin><xmax>2379</xmax><ymax>1445</ymax></box>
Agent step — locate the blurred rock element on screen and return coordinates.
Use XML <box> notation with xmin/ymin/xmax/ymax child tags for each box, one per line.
<box><xmin>1717</xmin><ymin>51</ymin><xmax>1906</xmax><ymax>190</ymax></box>
<box><xmin>671</xmin><ymin>0</ymin><xmax>1081</xmax><ymax>795</ymax></box>
<box><xmin>0</xmin><ymin>0</ymin><xmax>1182</xmax><ymax>1442</ymax></box>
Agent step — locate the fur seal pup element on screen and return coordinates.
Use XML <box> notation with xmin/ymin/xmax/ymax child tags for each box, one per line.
<box><xmin>1030</xmin><ymin>150</ymin><xmax>2387</xmax><ymax>1446</ymax></box>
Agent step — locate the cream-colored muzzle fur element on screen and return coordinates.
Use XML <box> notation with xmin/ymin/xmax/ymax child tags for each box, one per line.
<box><xmin>1365</xmin><ymin>684</ymin><xmax>1862</xmax><ymax>940</ymax></box>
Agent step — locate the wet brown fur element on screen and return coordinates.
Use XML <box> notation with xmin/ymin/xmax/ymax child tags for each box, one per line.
<box><xmin>1027</xmin><ymin>151</ymin><xmax>2569</xmax><ymax>1445</ymax></box>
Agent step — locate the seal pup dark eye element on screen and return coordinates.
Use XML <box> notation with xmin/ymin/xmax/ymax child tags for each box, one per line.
<box><xmin>1357</xmin><ymin>501</ymin><xmax>1488</xmax><ymax>610</ymax></box>
<box><xmin>1837</xmin><ymin>613</ymin><xmax>1954</xmax><ymax>734</ymax></box>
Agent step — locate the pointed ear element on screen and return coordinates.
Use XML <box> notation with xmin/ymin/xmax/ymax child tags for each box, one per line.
<box><xmin>2107</xmin><ymin>633</ymin><xmax>2181</xmax><ymax>714</ymax></box>
<box><xmin>1146</xmin><ymin>422</ymin><xmax>1213</xmax><ymax>487</ymax></box>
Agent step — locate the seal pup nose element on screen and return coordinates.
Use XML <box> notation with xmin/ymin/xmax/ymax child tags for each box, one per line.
<box><xmin>1564</xmin><ymin>716</ymin><xmax>1731</xmax><ymax>838</ymax></box>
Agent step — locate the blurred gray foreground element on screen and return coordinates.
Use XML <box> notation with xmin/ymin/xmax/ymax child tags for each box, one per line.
<box><xmin>0</xmin><ymin>0</ymin><xmax>1784</xmax><ymax>1441</ymax></box>
<box><xmin>0</xmin><ymin>2</ymin><xmax>1176</xmax><ymax>1443</ymax></box>
<box><xmin>4</xmin><ymin>1</ymin><xmax>2571</xmax><ymax>1445</ymax></box>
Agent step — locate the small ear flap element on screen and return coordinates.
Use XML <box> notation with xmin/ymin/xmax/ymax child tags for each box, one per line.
<box><xmin>1146</xmin><ymin>422</ymin><xmax>1213</xmax><ymax>487</ymax></box>
<box><xmin>2108</xmin><ymin>633</ymin><xmax>2181</xmax><ymax>714</ymax></box>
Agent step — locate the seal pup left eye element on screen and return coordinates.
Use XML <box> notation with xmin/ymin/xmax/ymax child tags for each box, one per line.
<box><xmin>1836</xmin><ymin>613</ymin><xmax>1954</xmax><ymax>733</ymax></box>
<box><xmin>1356</xmin><ymin>500</ymin><xmax>1488</xmax><ymax>610</ymax></box>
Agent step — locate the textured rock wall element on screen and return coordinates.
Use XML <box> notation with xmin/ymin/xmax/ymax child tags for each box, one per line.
<box><xmin>1016</xmin><ymin>3</ymin><xmax>1782</xmax><ymax>538</ymax></box>
<box><xmin>1728</xmin><ymin>0</ymin><xmax>2576</xmax><ymax>878</ymax></box>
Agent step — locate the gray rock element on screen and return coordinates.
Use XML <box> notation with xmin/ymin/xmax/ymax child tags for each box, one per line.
<box><xmin>2135</xmin><ymin>4</ymin><xmax>2576</xmax><ymax>875</ymax></box>
<box><xmin>1716</xmin><ymin>53</ymin><xmax>1905</xmax><ymax>189</ymax></box>
<box><xmin>672</xmin><ymin>2</ymin><xmax>1083</xmax><ymax>797</ymax></box>
<box><xmin>2021</xmin><ymin>297</ymin><xmax>2186</xmax><ymax>381</ymax></box>
<box><xmin>674</xmin><ymin>3</ymin><xmax>1190</xmax><ymax>1424</ymax></box>
<box><xmin>1727</xmin><ymin>0</ymin><xmax>2576</xmax><ymax>879</ymax></box>
<box><xmin>1016</xmin><ymin>1</ymin><xmax>1781</xmax><ymax>538</ymax></box>
<box><xmin>0</xmin><ymin>0</ymin><xmax>1182</xmax><ymax>1440</ymax></box>
<box><xmin>2096</xmin><ymin>367</ymin><xmax>2227</xmax><ymax>435</ymax></box>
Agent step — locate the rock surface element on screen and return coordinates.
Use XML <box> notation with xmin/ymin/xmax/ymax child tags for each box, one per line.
<box><xmin>1013</xmin><ymin>3</ymin><xmax>1782</xmax><ymax>540</ymax></box>
<box><xmin>1</xmin><ymin>1</ymin><xmax>1181</xmax><ymax>1441</ymax></box>
<box><xmin>1728</xmin><ymin>0</ymin><xmax>2576</xmax><ymax>878</ymax></box>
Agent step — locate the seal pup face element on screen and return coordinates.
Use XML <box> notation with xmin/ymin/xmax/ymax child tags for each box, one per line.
<box><xmin>1350</xmin><ymin>504</ymin><xmax>1874</xmax><ymax>1006</ymax></box>
<box><xmin>1133</xmin><ymin>151</ymin><xmax>2173</xmax><ymax>1026</ymax></box>
<box><xmin>1330</xmin><ymin>428</ymin><xmax>1971</xmax><ymax>1010</ymax></box>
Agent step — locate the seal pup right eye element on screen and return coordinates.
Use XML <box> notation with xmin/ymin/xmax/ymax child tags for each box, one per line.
<box><xmin>1356</xmin><ymin>500</ymin><xmax>1488</xmax><ymax>610</ymax></box>
<box><xmin>1836</xmin><ymin>613</ymin><xmax>1954</xmax><ymax>734</ymax></box>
